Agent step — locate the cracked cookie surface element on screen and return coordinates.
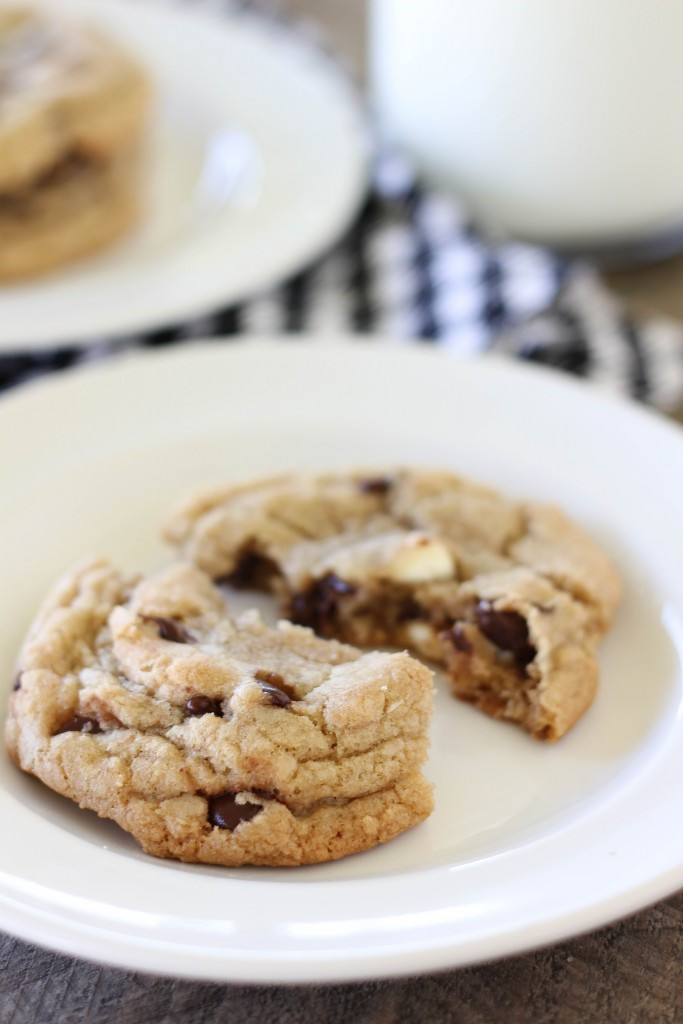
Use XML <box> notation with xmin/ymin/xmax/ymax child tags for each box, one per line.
<box><xmin>164</xmin><ymin>469</ymin><xmax>621</xmax><ymax>741</ymax></box>
<box><xmin>5</xmin><ymin>560</ymin><xmax>434</xmax><ymax>866</ymax></box>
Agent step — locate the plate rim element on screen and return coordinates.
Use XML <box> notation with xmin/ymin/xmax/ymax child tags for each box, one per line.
<box><xmin>1</xmin><ymin>339</ymin><xmax>683</xmax><ymax>983</ymax></box>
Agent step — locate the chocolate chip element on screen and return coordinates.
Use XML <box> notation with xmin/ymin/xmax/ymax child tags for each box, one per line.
<box><xmin>254</xmin><ymin>670</ymin><xmax>296</xmax><ymax>702</ymax></box>
<box><xmin>144</xmin><ymin>616</ymin><xmax>195</xmax><ymax>644</ymax></box>
<box><xmin>290</xmin><ymin>573</ymin><xmax>357</xmax><ymax>634</ymax></box>
<box><xmin>208</xmin><ymin>793</ymin><xmax>262</xmax><ymax>830</ymax></box>
<box><xmin>358</xmin><ymin>477</ymin><xmax>393</xmax><ymax>495</ymax></box>
<box><xmin>185</xmin><ymin>695</ymin><xmax>223</xmax><ymax>717</ymax></box>
<box><xmin>219</xmin><ymin>551</ymin><xmax>277</xmax><ymax>590</ymax></box>
<box><xmin>397</xmin><ymin>597</ymin><xmax>422</xmax><ymax>622</ymax></box>
<box><xmin>254</xmin><ymin>669</ymin><xmax>286</xmax><ymax>688</ymax></box>
<box><xmin>290</xmin><ymin>592</ymin><xmax>315</xmax><ymax>624</ymax></box>
<box><xmin>450</xmin><ymin>626</ymin><xmax>473</xmax><ymax>654</ymax></box>
<box><xmin>475</xmin><ymin>601</ymin><xmax>536</xmax><ymax>666</ymax></box>
<box><xmin>12</xmin><ymin>674</ymin><xmax>21</xmax><ymax>692</ymax></box>
<box><xmin>322</xmin><ymin>574</ymin><xmax>357</xmax><ymax>596</ymax></box>
<box><xmin>257</xmin><ymin>681</ymin><xmax>292</xmax><ymax>708</ymax></box>
<box><xmin>55</xmin><ymin>714</ymin><xmax>101</xmax><ymax>735</ymax></box>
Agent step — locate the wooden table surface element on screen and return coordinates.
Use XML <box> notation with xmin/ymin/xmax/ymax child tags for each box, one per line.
<box><xmin>2</xmin><ymin>3</ymin><xmax>682</xmax><ymax>1021</ymax></box>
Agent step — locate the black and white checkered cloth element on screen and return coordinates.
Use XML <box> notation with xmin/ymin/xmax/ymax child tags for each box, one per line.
<box><xmin>3</xmin><ymin>0</ymin><xmax>683</xmax><ymax>411</ymax></box>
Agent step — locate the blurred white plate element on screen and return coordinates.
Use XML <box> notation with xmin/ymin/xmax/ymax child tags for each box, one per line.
<box><xmin>0</xmin><ymin>1</ymin><xmax>367</xmax><ymax>350</ymax></box>
<box><xmin>0</xmin><ymin>342</ymin><xmax>682</xmax><ymax>982</ymax></box>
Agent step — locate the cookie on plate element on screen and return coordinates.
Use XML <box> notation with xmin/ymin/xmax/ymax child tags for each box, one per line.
<box><xmin>6</xmin><ymin>560</ymin><xmax>434</xmax><ymax>866</ymax></box>
<box><xmin>164</xmin><ymin>469</ymin><xmax>621</xmax><ymax>741</ymax></box>
<box><xmin>0</xmin><ymin>2</ymin><xmax>150</xmax><ymax>279</ymax></box>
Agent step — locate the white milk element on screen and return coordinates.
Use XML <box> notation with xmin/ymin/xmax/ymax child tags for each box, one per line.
<box><xmin>371</xmin><ymin>0</ymin><xmax>683</xmax><ymax>249</ymax></box>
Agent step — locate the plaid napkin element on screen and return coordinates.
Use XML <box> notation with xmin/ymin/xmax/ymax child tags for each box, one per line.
<box><xmin>2</xmin><ymin>0</ymin><xmax>683</xmax><ymax>412</ymax></box>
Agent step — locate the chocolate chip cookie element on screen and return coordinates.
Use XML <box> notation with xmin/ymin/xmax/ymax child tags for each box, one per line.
<box><xmin>164</xmin><ymin>469</ymin><xmax>621</xmax><ymax>741</ymax></box>
<box><xmin>5</xmin><ymin>560</ymin><xmax>434</xmax><ymax>866</ymax></box>
<box><xmin>0</xmin><ymin>3</ymin><xmax>150</xmax><ymax>279</ymax></box>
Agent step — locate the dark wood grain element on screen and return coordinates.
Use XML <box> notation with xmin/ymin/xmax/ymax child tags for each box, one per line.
<box><xmin>1</xmin><ymin>889</ymin><xmax>682</xmax><ymax>1023</ymax></box>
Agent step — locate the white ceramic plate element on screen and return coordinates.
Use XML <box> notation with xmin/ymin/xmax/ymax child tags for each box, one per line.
<box><xmin>1</xmin><ymin>341</ymin><xmax>682</xmax><ymax>983</ymax></box>
<box><xmin>0</xmin><ymin>1</ymin><xmax>367</xmax><ymax>351</ymax></box>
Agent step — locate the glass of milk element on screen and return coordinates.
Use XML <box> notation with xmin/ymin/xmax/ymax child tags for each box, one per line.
<box><xmin>371</xmin><ymin>0</ymin><xmax>683</xmax><ymax>255</ymax></box>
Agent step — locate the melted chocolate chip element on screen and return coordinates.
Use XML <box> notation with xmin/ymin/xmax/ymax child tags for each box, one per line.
<box><xmin>55</xmin><ymin>714</ymin><xmax>101</xmax><ymax>736</ymax></box>
<box><xmin>185</xmin><ymin>695</ymin><xmax>223</xmax><ymax>717</ymax></box>
<box><xmin>254</xmin><ymin>670</ymin><xmax>296</xmax><ymax>702</ymax></box>
<box><xmin>396</xmin><ymin>597</ymin><xmax>422</xmax><ymax>622</ymax></box>
<box><xmin>257</xmin><ymin>681</ymin><xmax>292</xmax><ymax>708</ymax></box>
<box><xmin>290</xmin><ymin>592</ymin><xmax>315</xmax><ymax>624</ymax></box>
<box><xmin>450</xmin><ymin>626</ymin><xmax>473</xmax><ymax>654</ymax></box>
<box><xmin>12</xmin><ymin>674</ymin><xmax>21</xmax><ymax>692</ymax></box>
<box><xmin>290</xmin><ymin>574</ymin><xmax>357</xmax><ymax>634</ymax></box>
<box><xmin>475</xmin><ymin>601</ymin><xmax>536</xmax><ymax>667</ymax></box>
<box><xmin>219</xmin><ymin>551</ymin><xmax>277</xmax><ymax>590</ymax></box>
<box><xmin>322</xmin><ymin>574</ymin><xmax>357</xmax><ymax>596</ymax></box>
<box><xmin>144</xmin><ymin>616</ymin><xmax>195</xmax><ymax>644</ymax></box>
<box><xmin>254</xmin><ymin>669</ymin><xmax>286</xmax><ymax>688</ymax></box>
<box><xmin>208</xmin><ymin>793</ymin><xmax>262</xmax><ymax>830</ymax></box>
<box><xmin>358</xmin><ymin>477</ymin><xmax>393</xmax><ymax>495</ymax></box>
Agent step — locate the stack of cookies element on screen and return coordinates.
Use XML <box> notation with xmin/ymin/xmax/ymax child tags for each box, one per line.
<box><xmin>5</xmin><ymin>469</ymin><xmax>621</xmax><ymax>867</ymax></box>
<box><xmin>0</xmin><ymin>1</ymin><xmax>150</xmax><ymax>280</ymax></box>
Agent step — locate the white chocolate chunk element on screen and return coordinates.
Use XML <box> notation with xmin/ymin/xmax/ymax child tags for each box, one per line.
<box><xmin>404</xmin><ymin>620</ymin><xmax>443</xmax><ymax>660</ymax></box>
<box><xmin>385</xmin><ymin>533</ymin><xmax>454</xmax><ymax>583</ymax></box>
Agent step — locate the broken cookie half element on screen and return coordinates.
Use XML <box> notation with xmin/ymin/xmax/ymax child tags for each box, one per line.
<box><xmin>6</xmin><ymin>560</ymin><xmax>433</xmax><ymax>866</ymax></box>
<box><xmin>163</xmin><ymin>469</ymin><xmax>622</xmax><ymax>741</ymax></box>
